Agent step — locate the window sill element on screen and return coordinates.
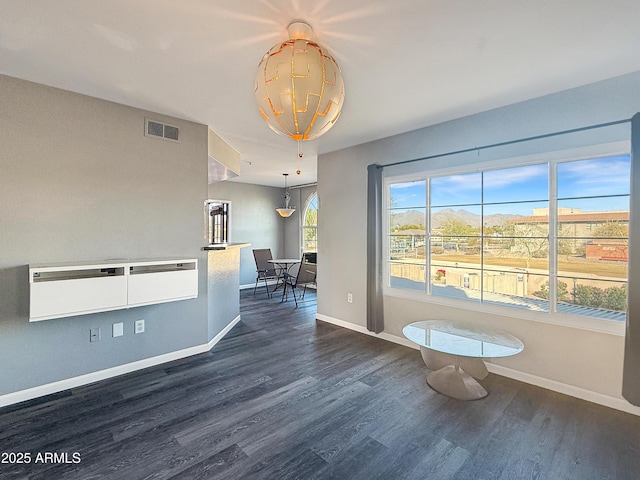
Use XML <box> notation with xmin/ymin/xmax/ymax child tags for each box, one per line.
<box><xmin>383</xmin><ymin>286</ymin><xmax>626</xmax><ymax>336</ymax></box>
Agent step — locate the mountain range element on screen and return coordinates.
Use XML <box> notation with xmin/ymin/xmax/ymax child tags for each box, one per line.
<box><xmin>390</xmin><ymin>208</ymin><xmax>522</xmax><ymax>229</ymax></box>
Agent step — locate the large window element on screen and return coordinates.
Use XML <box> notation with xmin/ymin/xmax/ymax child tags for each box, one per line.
<box><xmin>386</xmin><ymin>154</ymin><xmax>630</xmax><ymax>323</ymax></box>
<box><xmin>302</xmin><ymin>192</ymin><xmax>318</xmax><ymax>252</ymax></box>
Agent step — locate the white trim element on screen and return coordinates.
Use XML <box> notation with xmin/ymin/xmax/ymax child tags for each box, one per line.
<box><xmin>240</xmin><ymin>280</ymin><xmax>279</xmax><ymax>290</ymax></box>
<box><xmin>209</xmin><ymin>314</ymin><xmax>242</xmax><ymax>349</ymax></box>
<box><xmin>316</xmin><ymin>313</ymin><xmax>418</xmax><ymax>349</ymax></box>
<box><xmin>485</xmin><ymin>363</ymin><xmax>640</xmax><ymax>417</ymax></box>
<box><xmin>0</xmin><ymin>315</ymin><xmax>242</xmax><ymax>409</ymax></box>
<box><xmin>315</xmin><ymin>313</ymin><xmax>640</xmax><ymax>416</ymax></box>
<box><xmin>383</xmin><ymin>287</ymin><xmax>626</xmax><ymax>336</ymax></box>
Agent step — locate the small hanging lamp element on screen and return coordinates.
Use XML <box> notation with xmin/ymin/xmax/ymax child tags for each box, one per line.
<box><xmin>276</xmin><ymin>173</ymin><xmax>296</xmax><ymax>218</ymax></box>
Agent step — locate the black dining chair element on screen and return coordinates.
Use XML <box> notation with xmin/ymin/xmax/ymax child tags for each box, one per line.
<box><xmin>300</xmin><ymin>252</ymin><xmax>317</xmax><ymax>298</ymax></box>
<box><xmin>284</xmin><ymin>253</ymin><xmax>317</xmax><ymax>306</ymax></box>
<box><xmin>252</xmin><ymin>248</ymin><xmax>281</xmax><ymax>298</ymax></box>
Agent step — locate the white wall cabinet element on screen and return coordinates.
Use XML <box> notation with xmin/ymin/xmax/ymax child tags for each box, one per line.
<box><xmin>29</xmin><ymin>259</ymin><xmax>198</xmax><ymax>322</ymax></box>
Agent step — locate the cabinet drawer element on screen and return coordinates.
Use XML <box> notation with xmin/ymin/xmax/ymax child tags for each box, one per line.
<box><xmin>30</xmin><ymin>276</ymin><xmax>128</xmax><ymax>321</ymax></box>
<box><xmin>127</xmin><ymin>269</ymin><xmax>198</xmax><ymax>307</ymax></box>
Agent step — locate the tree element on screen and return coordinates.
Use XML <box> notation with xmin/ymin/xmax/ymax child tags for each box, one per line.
<box><xmin>591</xmin><ymin>221</ymin><xmax>628</xmax><ymax>259</ymax></box>
<box><xmin>441</xmin><ymin>218</ymin><xmax>475</xmax><ymax>252</ymax></box>
<box><xmin>500</xmin><ymin>222</ymin><xmax>548</xmax><ymax>269</ymax></box>
<box><xmin>397</xmin><ymin>224</ymin><xmax>425</xmax><ymax>231</ymax></box>
<box><xmin>304</xmin><ymin>206</ymin><xmax>317</xmax><ymax>226</ymax></box>
<box><xmin>592</xmin><ymin>221</ymin><xmax>628</xmax><ymax>239</ymax></box>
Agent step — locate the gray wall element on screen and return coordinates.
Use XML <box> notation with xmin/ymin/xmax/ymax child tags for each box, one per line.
<box><xmin>207</xmin><ymin>182</ymin><xmax>318</xmax><ymax>287</ymax></box>
<box><xmin>208</xmin><ymin>181</ymin><xmax>285</xmax><ymax>286</ymax></box>
<box><xmin>317</xmin><ymin>71</ymin><xmax>640</xmax><ymax>403</ymax></box>
<box><xmin>0</xmin><ymin>75</ymin><xmax>210</xmax><ymax>395</ymax></box>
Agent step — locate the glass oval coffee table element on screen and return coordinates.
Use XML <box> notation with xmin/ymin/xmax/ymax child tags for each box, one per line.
<box><xmin>403</xmin><ymin>320</ymin><xmax>524</xmax><ymax>401</ymax></box>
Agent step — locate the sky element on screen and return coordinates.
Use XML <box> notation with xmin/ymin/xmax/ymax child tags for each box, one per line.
<box><xmin>389</xmin><ymin>154</ymin><xmax>630</xmax><ymax>215</ymax></box>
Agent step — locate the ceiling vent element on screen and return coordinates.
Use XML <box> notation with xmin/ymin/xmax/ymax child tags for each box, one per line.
<box><xmin>145</xmin><ymin>118</ymin><xmax>180</xmax><ymax>142</ymax></box>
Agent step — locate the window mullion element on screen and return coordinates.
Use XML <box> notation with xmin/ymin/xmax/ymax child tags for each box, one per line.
<box><xmin>480</xmin><ymin>172</ymin><xmax>485</xmax><ymax>303</ymax></box>
<box><xmin>426</xmin><ymin>178</ymin><xmax>431</xmax><ymax>295</ymax></box>
<box><xmin>549</xmin><ymin>161</ymin><xmax>558</xmax><ymax>313</ymax></box>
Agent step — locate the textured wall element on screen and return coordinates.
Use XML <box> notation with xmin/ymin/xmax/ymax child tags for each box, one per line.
<box><xmin>208</xmin><ymin>181</ymin><xmax>285</xmax><ymax>287</ymax></box>
<box><xmin>207</xmin><ymin>248</ymin><xmax>241</xmax><ymax>339</ymax></box>
<box><xmin>0</xmin><ymin>75</ymin><xmax>209</xmax><ymax>396</ymax></box>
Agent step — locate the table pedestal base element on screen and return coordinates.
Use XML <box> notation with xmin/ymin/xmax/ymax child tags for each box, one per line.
<box><xmin>420</xmin><ymin>347</ymin><xmax>488</xmax><ymax>380</ymax></box>
<box><xmin>426</xmin><ymin>365</ymin><xmax>488</xmax><ymax>401</ymax></box>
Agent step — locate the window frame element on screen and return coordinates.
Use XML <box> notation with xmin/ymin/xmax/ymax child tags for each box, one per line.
<box><xmin>301</xmin><ymin>191</ymin><xmax>318</xmax><ymax>253</ymax></box>
<box><xmin>383</xmin><ymin>141</ymin><xmax>631</xmax><ymax>336</ymax></box>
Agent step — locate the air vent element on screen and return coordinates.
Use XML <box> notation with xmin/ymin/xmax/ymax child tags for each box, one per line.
<box><xmin>164</xmin><ymin>125</ymin><xmax>179</xmax><ymax>141</ymax></box>
<box><xmin>145</xmin><ymin>118</ymin><xmax>180</xmax><ymax>142</ymax></box>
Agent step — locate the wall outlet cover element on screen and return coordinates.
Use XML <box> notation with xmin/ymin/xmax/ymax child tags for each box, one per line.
<box><xmin>134</xmin><ymin>319</ymin><xmax>145</xmax><ymax>334</ymax></box>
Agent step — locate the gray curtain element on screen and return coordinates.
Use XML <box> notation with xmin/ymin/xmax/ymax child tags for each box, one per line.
<box><xmin>367</xmin><ymin>164</ymin><xmax>384</xmax><ymax>333</ymax></box>
<box><xmin>623</xmin><ymin>113</ymin><xmax>640</xmax><ymax>406</ymax></box>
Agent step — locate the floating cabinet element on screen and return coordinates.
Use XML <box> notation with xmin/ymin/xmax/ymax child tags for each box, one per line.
<box><xmin>29</xmin><ymin>259</ymin><xmax>198</xmax><ymax>322</ymax></box>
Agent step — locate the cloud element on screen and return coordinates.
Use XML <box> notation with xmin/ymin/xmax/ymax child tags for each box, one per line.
<box><xmin>558</xmin><ymin>155</ymin><xmax>630</xmax><ymax>197</ymax></box>
<box><xmin>483</xmin><ymin>164</ymin><xmax>548</xmax><ymax>189</ymax></box>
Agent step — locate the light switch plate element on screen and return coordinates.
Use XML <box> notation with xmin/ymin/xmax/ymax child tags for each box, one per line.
<box><xmin>90</xmin><ymin>328</ymin><xmax>100</xmax><ymax>342</ymax></box>
<box><xmin>113</xmin><ymin>322</ymin><xmax>124</xmax><ymax>337</ymax></box>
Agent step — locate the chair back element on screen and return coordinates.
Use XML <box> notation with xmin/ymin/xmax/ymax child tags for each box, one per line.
<box><xmin>287</xmin><ymin>261</ymin><xmax>301</xmax><ymax>283</ymax></box>
<box><xmin>253</xmin><ymin>249</ymin><xmax>276</xmax><ymax>275</ymax></box>
<box><xmin>296</xmin><ymin>252</ymin><xmax>317</xmax><ymax>285</ymax></box>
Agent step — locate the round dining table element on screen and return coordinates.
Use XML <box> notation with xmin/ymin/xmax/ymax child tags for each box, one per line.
<box><xmin>268</xmin><ymin>258</ymin><xmax>300</xmax><ymax>301</ymax></box>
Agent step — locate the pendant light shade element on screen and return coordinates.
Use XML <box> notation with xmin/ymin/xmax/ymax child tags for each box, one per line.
<box><xmin>255</xmin><ymin>21</ymin><xmax>345</xmax><ymax>142</ymax></box>
<box><xmin>276</xmin><ymin>173</ymin><xmax>296</xmax><ymax>218</ymax></box>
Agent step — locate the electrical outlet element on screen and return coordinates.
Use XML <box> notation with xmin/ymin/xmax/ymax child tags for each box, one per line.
<box><xmin>113</xmin><ymin>322</ymin><xmax>124</xmax><ymax>337</ymax></box>
<box><xmin>134</xmin><ymin>319</ymin><xmax>145</xmax><ymax>334</ymax></box>
<box><xmin>347</xmin><ymin>293</ymin><xmax>353</xmax><ymax>303</ymax></box>
<box><xmin>90</xmin><ymin>328</ymin><xmax>101</xmax><ymax>342</ymax></box>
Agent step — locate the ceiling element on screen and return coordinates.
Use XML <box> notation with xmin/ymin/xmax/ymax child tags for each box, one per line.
<box><xmin>2</xmin><ymin>0</ymin><xmax>640</xmax><ymax>187</ymax></box>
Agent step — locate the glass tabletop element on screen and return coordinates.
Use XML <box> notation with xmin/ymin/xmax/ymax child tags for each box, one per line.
<box><xmin>402</xmin><ymin>320</ymin><xmax>524</xmax><ymax>358</ymax></box>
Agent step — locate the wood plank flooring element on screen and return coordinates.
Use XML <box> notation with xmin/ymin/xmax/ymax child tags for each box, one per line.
<box><xmin>2</xmin><ymin>289</ymin><xmax>640</xmax><ymax>479</ymax></box>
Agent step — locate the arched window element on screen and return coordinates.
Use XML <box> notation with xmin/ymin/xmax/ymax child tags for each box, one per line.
<box><xmin>302</xmin><ymin>192</ymin><xmax>318</xmax><ymax>252</ymax></box>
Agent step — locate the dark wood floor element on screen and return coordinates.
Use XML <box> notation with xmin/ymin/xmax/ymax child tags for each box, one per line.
<box><xmin>2</xmin><ymin>289</ymin><xmax>640</xmax><ymax>479</ymax></box>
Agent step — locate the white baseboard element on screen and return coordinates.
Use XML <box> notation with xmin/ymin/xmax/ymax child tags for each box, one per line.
<box><xmin>240</xmin><ymin>280</ymin><xmax>279</xmax><ymax>290</ymax></box>
<box><xmin>315</xmin><ymin>313</ymin><xmax>640</xmax><ymax>416</ymax></box>
<box><xmin>485</xmin><ymin>363</ymin><xmax>640</xmax><ymax>416</ymax></box>
<box><xmin>315</xmin><ymin>313</ymin><xmax>417</xmax><ymax>349</ymax></box>
<box><xmin>208</xmin><ymin>314</ymin><xmax>242</xmax><ymax>349</ymax></box>
<box><xmin>0</xmin><ymin>315</ymin><xmax>242</xmax><ymax>409</ymax></box>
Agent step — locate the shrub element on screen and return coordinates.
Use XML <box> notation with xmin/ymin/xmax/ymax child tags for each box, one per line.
<box><xmin>603</xmin><ymin>286</ymin><xmax>627</xmax><ymax>311</ymax></box>
<box><xmin>534</xmin><ymin>281</ymin><xmax>568</xmax><ymax>301</ymax></box>
<box><xmin>575</xmin><ymin>285</ymin><xmax>605</xmax><ymax>308</ymax></box>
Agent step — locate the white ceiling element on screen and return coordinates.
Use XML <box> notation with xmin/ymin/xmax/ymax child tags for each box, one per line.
<box><xmin>2</xmin><ymin>0</ymin><xmax>640</xmax><ymax>187</ymax></box>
